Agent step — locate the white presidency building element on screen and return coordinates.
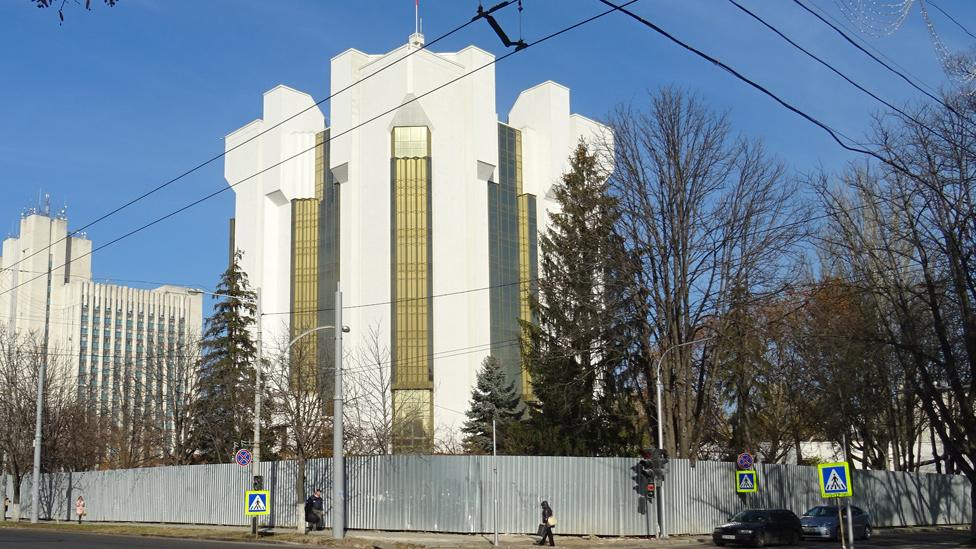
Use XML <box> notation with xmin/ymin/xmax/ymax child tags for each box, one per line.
<box><xmin>225</xmin><ymin>32</ymin><xmax>608</xmax><ymax>450</ymax></box>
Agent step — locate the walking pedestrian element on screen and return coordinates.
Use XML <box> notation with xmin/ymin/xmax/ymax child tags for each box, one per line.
<box><xmin>537</xmin><ymin>500</ymin><xmax>555</xmax><ymax>546</ymax></box>
<box><xmin>75</xmin><ymin>496</ymin><xmax>86</xmax><ymax>524</ymax></box>
<box><xmin>3</xmin><ymin>496</ymin><xmax>9</xmax><ymax>520</ymax></box>
<box><xmin>305</xmin><ymin>489</ymin><xmax>324</xmax><ymax>532</ymax></box>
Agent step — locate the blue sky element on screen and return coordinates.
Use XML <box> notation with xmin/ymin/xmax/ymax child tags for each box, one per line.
<box><xmin>1</xmin><ymin>0</ymin><xmax>973</xmax><ymax>316</ymax></box>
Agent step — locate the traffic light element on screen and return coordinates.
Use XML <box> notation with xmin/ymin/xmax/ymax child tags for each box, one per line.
<box><xmin>639</xmin><ymin>448</ymin><xmax>669</xmax><ymax>479</ymax></box>
<box><xmin>253</xmin><ymin>475</ymin><xmax>264</xmax><ymax>490</ymax></box>
<box><xmin>639</xmin><ymin>448</ymin><xmax>656</xmax><ymax>479</ymax></box>
<box><xmin>646</xmin><ymin>482</ymin><xmax>656</xmax><ymax>500</ymax></box>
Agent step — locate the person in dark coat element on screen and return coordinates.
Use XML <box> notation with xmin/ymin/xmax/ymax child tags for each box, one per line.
<box><xmin>538</xmin><ymin>500</ymin><xmax>555</xmax><ymax>546</ymax></box>
<box><xmin>304</xmin><ymin>489</ymin><xmax>324</xmax><ymax>532</ymax></box>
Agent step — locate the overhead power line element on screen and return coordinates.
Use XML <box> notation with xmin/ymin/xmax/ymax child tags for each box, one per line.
<box><xmin>597</xmin><ymin>2</ymin><xmax>880</xmax><ymax>152</ymax></box>
<box><xmin>792</xmin><ymin>0</ymin><xmax>966</xmax><ymax>119</ymax></box>
<box><xmin>926</xmin><ymin>0</ymin><xmax>976</xmax><ymax>40</ymax></box>
<box><xmin>0</xmin><ymin>2</ymin><xmax>518</xmax><ymax>281</ymax></box>
<box><xmin>807</xmin><ymin>0</ymin><xmax>943</xmax><ymax>97</ymax></box>
<box><xmin>726</xmin><ymin>0</ymin><xmax>941</xmax><ymax>137</ymax></box>
<box><xmin>598</xmin><ymin>0</ymin><xmax>971</xmax><ymax>203</ymax></box>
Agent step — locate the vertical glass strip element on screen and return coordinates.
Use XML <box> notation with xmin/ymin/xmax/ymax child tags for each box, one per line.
<box><xmin>291</xmin><ymin>198</ymin><xmax>320</xmax><ymax>388</ymax></box>
<box><xmin>391</xmin><ymin>126</ymin><xmax>433</xmax><ymax>452</ymax></box>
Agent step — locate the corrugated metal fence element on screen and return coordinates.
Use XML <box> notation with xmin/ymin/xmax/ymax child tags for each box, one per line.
<box><xmin>3</xmin><ymin>456</ymin><xmax>970</xmax><ymax>535</ymax></box>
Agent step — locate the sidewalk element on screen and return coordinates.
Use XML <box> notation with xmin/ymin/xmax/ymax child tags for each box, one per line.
<box><xmin>296</xmin><ymin>528</ymin><xmax>711</xmax><ymax>548</ymax></box>
<box><xmin>0</xmin><ymin>519</ymin><xmax>711</xmax><ymax>548</ymax></box>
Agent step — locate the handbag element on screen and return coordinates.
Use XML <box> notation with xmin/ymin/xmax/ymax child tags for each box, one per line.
<box><xmin>547</xmin><ymin>516</ymin><xmax>557</xmax><ymax>527</ymax></box>
<box><xmin>536</xmin><ymin>523</ymin><xmax>546</xmax><ymax>537</ymax></box>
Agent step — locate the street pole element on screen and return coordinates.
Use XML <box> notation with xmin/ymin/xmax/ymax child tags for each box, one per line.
<box><xmin>654</xmin><ymin>335</ymin><xmax>714</xmax><ymax>539</ymax></box>
<box><xmin>842</xmin><ymin>433</ymin><xmax>854</xmax><ymax>548</ymax></box>
<box><xmin>332</xmin><ymin>282</ymin><xmax>344</xmax><ymax>540</ymax></box>
<box><xmin>30</xmin><ymin>213</ymin><xmax>54</xmax><ymax>524</ymax></box>
<box><xmin>654</xmin><ymin>372</ymin><xmax>665</xmax><ymax>539</ymax></box>
<box><xmin>493</xmin><ymin>416</ymin><xmax>498</xmax><ymax>546</ymax></box>
<box><xmin>251</xmin><ymin>289</ymin><xmax>262</xmax><ymax>536</ymax></box>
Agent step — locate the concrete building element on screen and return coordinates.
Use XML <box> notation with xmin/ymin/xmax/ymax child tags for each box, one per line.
<box><xmin>0</xmin><ymin>207</ymin><xmax>203</xmax><ymax>429</ymax></box>
<box><xmin>225</xmin><ymin>32</ymin><xmax>609</xmax><ymax>450</ymax></box>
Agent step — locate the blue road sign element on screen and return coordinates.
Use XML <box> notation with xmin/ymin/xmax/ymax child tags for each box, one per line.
<box><xmin>818</xmin><ymin>462</ymin><xmax>852</xmax><ymax>498</ymax></box>
<box><xmin>235</xmin><ymin>449</ymin><xmax>252</xmax><ymax>468</ymax></box>
<box><xmin>245</xmin><ymin>490</ymin><xmax>270</xmax><ymax>516</ymax></box>
<box><xmin>735</xmin><ymin>470</ymin><xmax>757</xmax><ymax>493</ymax></box>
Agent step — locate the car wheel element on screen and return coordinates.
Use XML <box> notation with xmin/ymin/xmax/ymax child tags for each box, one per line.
<box><xmin>715</xmin><ymin>541</ymin><xmax>726</xmax><ymax>547</ymax></box>
<box><xmin>863</xmin><ymin>524</ymin><xmax>872</xmax><ymax>540</ymax></box>
<box><xmin>789</xmin><ymin>530</ymin><xmax>800</xmax><ymax>545</ymax></box>
<box><xmin>754</xmin><ymin>531</ymin><xmax>766</xmax><ymax>548</ymax></box>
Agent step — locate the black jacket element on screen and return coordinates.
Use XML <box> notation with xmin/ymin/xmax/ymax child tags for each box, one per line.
<box><xmin>306</xmin><ymin>495</ymin><xmax>324</xmax><ymax>512</ymax></box>
<box><xmin>541</xmin><ymin>505</ymin><xmax>553</xmax><ymax>525</ymax></box>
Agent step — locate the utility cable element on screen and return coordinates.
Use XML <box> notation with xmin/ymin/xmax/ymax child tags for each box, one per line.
<box><xmin>727</xmin><ymin>0</ymin><xmax>941</xmax><ymax>138</ymax></box>
<box><xmin>807</xmin><ymin>0</ymin><xmax>942</xmax><ymax>97</ymax></box>
<box><xmin>0</xmin><ymin>2</ymin><xmax>516</xmax><ymax>281</ymax></box>
<box><xmin>926</xmin><ymin>0</ymin><xmax>976</xmax><ymax>40</ymax></box>
<box><xmin>598</xmin><ymin>0</ymin><xmax>967</xmax><ymax>206</ymax></box>
<box><xmin>793</xmin><ymin>0</ymin><xmax>967</xmax><ymax>120</ymax></box>
<box><xmin>0</xmin><ymin>0</ymin><xmax>639</xmax><ymax>302</ymax></box>
<box><xmin>598</xmin><ymin>0</ymin><xmax>869</xmax><ymax>152</ymax></box>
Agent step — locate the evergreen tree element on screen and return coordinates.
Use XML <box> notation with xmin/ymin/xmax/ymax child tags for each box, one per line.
<box><xmin>461</xmin><ymin>356</ymin><xmax>522</xmax><ymax>454</ymax></box>
<box><xmin>522</xmin><ymin>141</ymin><xmax>642</xmax><ymax>456</ymax></box>
<box><xmin>190</xmin><ymin>250</ymin><xmax>259</xmax><ymax>463</ymax></box>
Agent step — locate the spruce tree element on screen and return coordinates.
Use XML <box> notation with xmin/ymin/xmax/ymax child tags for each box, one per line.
<box><xmin>522</xmin><ymin>141</ymin><xmax>642</xmax><ymax>456</ymax></box>
<box><xmin>461</xmin><ymin>356</ymin><xmax>522</xmax><ymax>454</ymax></box>
<box><xmin>191</xmin><ymin>250</ymin><xmax>259</xmax><ymax>463</ymax></box>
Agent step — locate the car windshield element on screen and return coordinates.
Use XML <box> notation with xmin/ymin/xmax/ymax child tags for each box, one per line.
<box><xmin>731</xmin><ymin>510</ymin><xmax>768</xmax><ymax>522</ymax></box>
<box><xmin>804</xmin><ymin>506</ymin><xmax>838</xmax><ymax>517</ymax></box>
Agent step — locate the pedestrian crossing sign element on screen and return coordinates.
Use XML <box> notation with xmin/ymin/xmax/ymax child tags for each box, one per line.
<box><xmin>736</xmin><ymin>470</ymin><xmax>757</xmax><ymax>493</ymax></box>
<box><xmin>245</xmin><ymin>490</ymin><xmax>270</xmax><ymax>516</ymax></box>
<box><xmin>818</xmin><ymin>462</ymin><xmax>852</xmax><ymax>498</ymax></box>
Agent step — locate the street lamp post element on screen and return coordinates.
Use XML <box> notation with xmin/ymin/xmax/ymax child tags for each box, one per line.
<box><xmin>654</xmin><ymin>335</ymin><xmax>715</xmax><ymax>539</ymax></box>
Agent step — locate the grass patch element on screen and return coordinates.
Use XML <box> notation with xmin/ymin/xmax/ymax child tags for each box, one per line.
<box><xmin>0</xmin><ymin>520</ymin><xmax>380</xmax><ymax>547</ymax></box>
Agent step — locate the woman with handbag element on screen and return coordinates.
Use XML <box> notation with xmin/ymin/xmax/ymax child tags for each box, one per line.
<box><xmin>75</xmin><ymin>496</ymin><xmax>86</xmax><ymax>524</ymax></box>
<box><xmin>538</xmin><ymin>500</ymin><xmax>555</xmax><ymax>546</ymax></box>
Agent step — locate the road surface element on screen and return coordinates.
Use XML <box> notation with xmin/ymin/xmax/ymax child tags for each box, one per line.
<box><xmin>0</xmin><ymin>525</ymin><xmax>969</xmax><ymax>547</ymax></box>
<box><xmin>684</xmin><ymin>528</ymin><xmax>969</xmax><ymax>548</ymax></box>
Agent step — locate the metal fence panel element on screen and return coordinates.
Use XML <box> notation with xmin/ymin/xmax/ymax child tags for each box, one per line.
<box><xmin>11</xmin><ymin>456</ymin><xmax>971</xmax><ymax>535</ymax></box>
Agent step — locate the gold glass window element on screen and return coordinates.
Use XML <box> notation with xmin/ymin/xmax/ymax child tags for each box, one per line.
<box><xmin>391</xmin><ymin>126</ymin><xmax>433</xmax><ymax>451</ymax></box>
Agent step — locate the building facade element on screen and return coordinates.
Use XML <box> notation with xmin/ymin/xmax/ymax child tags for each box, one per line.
<box><xmin>225</xmin><ymin>33</ymin><xmax>608</xmax><ymax>450</ymax></box>
<box><xmin>0</xmin><ymin>209</ymin><xmax>203</xmax><ymax>430</ymax></box>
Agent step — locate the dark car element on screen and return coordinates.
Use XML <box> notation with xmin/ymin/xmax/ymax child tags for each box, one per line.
<box><xmin>800</xmin><ymin>505</ymin><xmax>872</xmax><ymax>540</ymax></box>
<box><xmin>713</xmin><ymin>508</ymin><xmax>802</xmax><ymax>546</ymax></box>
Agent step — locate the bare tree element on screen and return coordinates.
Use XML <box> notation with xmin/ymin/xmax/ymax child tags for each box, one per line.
<box><xmin>344</xmin><ymin>322</ymin><xmax>432</xmax><ymax>455</ymax></box>
<box><xmin>264</xmin><ymin>334</ymin><xmax>331</xmax><ymax>509</ymax></box>
<box><xmin>344</xmin><ymin>324</ymin><xmax>395</xmax><ymax>456</ymax></box>
<box><xmin>0</xmin><ymin>328</ymin><xmax>100</xmax><ymax>508</ymax></box>
<box><xmin>818</xmin><ymin>91</ymin><xmax>976</xmax><ymax>538</ymax></box>
<box><xmin>607</xmin><ymin>88</ymin><xmax>808</xmax><ymax>458</ymax></box>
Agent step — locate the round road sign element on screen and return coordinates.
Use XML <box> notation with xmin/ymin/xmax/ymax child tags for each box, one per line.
<box><xmin>235</xmin><ymin>448</ymin><xmax>253</xmax><ymax>468</ymax></box>
<box><xmin>736</xmin><ymin>452</ymin><xmax>754</xmax><ymax>470</ymax></box>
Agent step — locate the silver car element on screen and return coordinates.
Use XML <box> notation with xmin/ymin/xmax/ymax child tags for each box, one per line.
<box><xmin>800</xmin><ymin>505</ymin><xmax>872</xmax><ymax>540</ymax></box>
